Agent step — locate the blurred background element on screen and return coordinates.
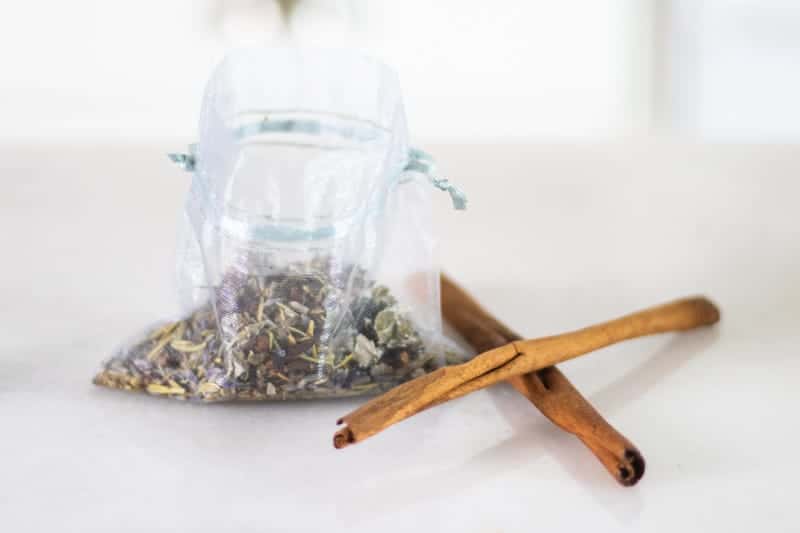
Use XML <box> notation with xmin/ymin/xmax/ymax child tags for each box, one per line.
<box><xmin>2</xmin><ymin>0</ymin><xmax>799</xmax><ymax>143</ymax></box>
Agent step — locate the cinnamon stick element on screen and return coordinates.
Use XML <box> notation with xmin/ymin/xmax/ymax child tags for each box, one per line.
<box><xmin>439</xmin><ymin>274</ymin><xmax>645</xmax><ymax>486</ymax></box>
<box><xmin>439</xmin><ymin>296</ymin><xmax>719</xmax><ymax>402</ymax></box>
<box><xmin>334</xmin><ymin>295</ymin><xmax>719</xmax><ymax>453</ymax></box>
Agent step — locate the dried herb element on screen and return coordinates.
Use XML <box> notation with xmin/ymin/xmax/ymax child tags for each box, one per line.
<box><xmin>94</xmin><ymin>260</ymin><xmax>443</xmax><ymax>401</ymax></box>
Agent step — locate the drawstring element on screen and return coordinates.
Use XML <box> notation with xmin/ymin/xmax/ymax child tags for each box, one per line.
<box><xmin>167</xmin><ymin>143</ymin><xmax>467</xmax><ymax>211</ymax></box>
<box><xmin>404</xmin><ymin>148</ymin><xmax>467</xmax><ymax>210</ymax></box>
<box><xmin>168</xmin><ymin>143</ymin><xmax>197</xmax><ymax>172</ymax></box>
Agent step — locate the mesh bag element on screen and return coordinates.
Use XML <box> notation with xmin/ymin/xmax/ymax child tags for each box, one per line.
<box><xmin>94</xmin><ymin>48</ymin><xmax>466</xmax><ymax>401</ymax></box>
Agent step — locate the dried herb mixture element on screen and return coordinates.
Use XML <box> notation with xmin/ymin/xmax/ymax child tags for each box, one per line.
<box><xmin>94</xmin><ymin>261</ymin><xmax>445</xmax><ymax>400</ymax></box>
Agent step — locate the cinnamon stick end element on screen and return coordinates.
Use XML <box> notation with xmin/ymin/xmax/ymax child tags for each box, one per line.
<box><xmin>617</xmin><ymin>448</ymin><xmax>646</xmax><ymax>487</ymax></box>
<box><xmin>333</xmin><ymin>427</ymin><xmax>355</xmax><ymax>449</ymax></box>
<box><xmin>693</xmin><ymin>297</ymin><xmax>721</xmax><ymax>326</ymax></box>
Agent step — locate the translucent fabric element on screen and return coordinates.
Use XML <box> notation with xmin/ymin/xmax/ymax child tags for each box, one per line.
<box><xmin>94</xmin><ymin>48</ymin><xmax>465</xmax><ymax>401</ymax></box>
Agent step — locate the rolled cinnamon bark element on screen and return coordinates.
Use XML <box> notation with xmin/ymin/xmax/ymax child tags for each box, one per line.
<box><xmin>440</xmin><ymin>274</ymin><xmax>644</xmax><ymax>485</ymax></box>
<box><xmin>437</xmin><ymin>296</ymin><xmax>720</xmax><ymax>402</ymax></box>
<box><xmin>334</xmin><ymin>294</ymin><xmax>719</xmax><ymax>458</ymax></box>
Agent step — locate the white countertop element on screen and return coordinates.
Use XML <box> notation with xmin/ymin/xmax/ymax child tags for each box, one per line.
<box><xmin>1</xmin><ymin>142</ymin><xmax>798</xmax><ymax>532</ymax></box>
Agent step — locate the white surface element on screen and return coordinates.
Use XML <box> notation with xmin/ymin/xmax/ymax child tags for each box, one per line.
<box><xmin>1</xmin><ymin>142</ymin><xmax>798</xmax><ymax>532</ymax></box>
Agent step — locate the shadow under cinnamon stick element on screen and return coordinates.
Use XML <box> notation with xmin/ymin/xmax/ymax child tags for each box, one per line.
<box><xmin>439</xmin><ymin>275</ymin><xmax>645</xmax><ymax>486</ymax></box>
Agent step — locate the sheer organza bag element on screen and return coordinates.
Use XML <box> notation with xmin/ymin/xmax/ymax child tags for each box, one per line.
<box><xmin>94</xmin><ymin>48</ymin><xmax>466</xmax><ymax>400</ymax></box>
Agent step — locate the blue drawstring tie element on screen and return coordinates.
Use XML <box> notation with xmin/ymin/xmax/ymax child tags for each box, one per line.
<box><xmin>168</xmin><ymin>143</ymin><xmax>197</xmax><ymax>172</ymax></box>
<box><xmin>404</xmin><ymin>148</ymin><xmax>467</xmax><ymax>210</ymax></box>
<box><xmin>167</xmin><ymin>138</ymin><xmax>466</xmax><ymax>210</ymax></box>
